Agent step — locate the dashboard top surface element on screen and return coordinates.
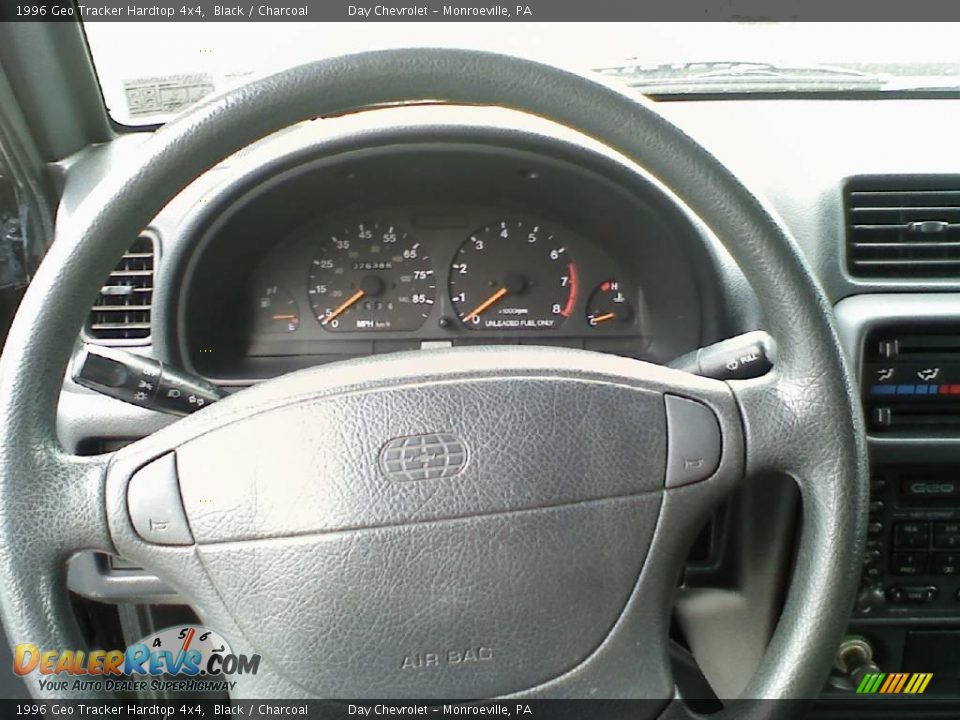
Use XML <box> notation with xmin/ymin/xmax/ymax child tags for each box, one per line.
<box><xmin>59</xmin><ymin>98</ymin><xmax>960</xmax><ymax>307</ymax></box>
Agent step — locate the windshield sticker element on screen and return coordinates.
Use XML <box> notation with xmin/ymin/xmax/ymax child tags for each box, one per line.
<box><xmin>123</xmin><ymin>74</ymin><xmax>215</xmax><ymax>118</ymax></box>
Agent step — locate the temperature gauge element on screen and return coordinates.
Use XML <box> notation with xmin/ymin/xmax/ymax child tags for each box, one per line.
<box><xmin>255</xmin><ymin>285</ymin><xmax>300</xmax><ymax>333</ymax></box>
<box><xmin>586</xmin><ymin>280</ymin><xmax>632</xmax><ymax>328</ymax></box>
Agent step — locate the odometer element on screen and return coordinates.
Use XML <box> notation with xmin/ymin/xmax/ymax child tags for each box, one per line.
<box><xmin>448</xmin><ymin>220</ymin><xmax>577</xmax><ymax>331</ymax></box>
<box><xmin>307</xmin><ymin>222</ymin><xmax>435</xmax><ymax>332</ymax></box>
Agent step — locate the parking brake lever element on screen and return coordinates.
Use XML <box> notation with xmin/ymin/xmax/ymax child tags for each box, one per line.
<box><xmin>71</xmin><ymin>344</ymin><xmax>225</xmax><ymax>416</ymax></box>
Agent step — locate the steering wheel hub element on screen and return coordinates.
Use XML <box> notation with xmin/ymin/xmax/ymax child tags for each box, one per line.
<box><xmin>115</xmin><ymin>348</ymin><xmax>738</xmax><ymax>697</ymax></box>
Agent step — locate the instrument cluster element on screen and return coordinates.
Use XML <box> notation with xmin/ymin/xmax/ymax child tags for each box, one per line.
<box><xmin>247</xmin><ymin>206</ymin><xmax>641</xmax><ymax>354</ymax></box>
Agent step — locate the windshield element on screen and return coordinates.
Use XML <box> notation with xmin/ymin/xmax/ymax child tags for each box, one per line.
<box><xmin>84</xmin><ymin>22</ymin><xmax>960</xmax><ymax>126</ymax></box>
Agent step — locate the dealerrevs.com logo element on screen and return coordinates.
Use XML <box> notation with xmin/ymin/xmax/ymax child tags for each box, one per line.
<box><xmin>13</xmin><ymin>625</ymin><xmax>260</xmax><ymax>694</ymax></box>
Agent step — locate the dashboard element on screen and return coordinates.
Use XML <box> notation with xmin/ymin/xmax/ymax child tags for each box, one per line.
<box><xmin>62</xmin><ymin>98</ymin><xmax>960</xmax><ymax>704</ymax></box>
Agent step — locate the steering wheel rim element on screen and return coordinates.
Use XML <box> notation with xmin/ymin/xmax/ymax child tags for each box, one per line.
<box><xmin>0</xmin><ymin>48</ymin><xmax>867</xmax><ymax>710</ymax></box>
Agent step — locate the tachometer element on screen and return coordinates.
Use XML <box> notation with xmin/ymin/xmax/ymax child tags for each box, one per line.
<box><xmin>448</xmin><ymin>220</ymin><xmax>577</xmax><ymax>331</ymax></box>
<box><xmin>307</xmin><ymin>222</ymin><xmax>435</xmax><ymax>332</ymax></box>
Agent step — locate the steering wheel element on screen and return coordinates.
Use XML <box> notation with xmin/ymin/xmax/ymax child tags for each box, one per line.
<box><xmin>0</xmin><ymin>49</ymin><xmax>867</xmax><ymax>715</ymax></box>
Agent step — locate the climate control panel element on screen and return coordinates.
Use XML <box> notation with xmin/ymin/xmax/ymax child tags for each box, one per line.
<box><xmin>863</xmin><ymin>326</ymin><xmax>960</xmax><ymax>433</ymax></box>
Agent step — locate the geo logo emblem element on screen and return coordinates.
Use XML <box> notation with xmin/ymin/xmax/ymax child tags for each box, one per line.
<box><xmin>379</xmin><ymin>433</ymin><xmax>468</xmax><ymax>482</ymax></box>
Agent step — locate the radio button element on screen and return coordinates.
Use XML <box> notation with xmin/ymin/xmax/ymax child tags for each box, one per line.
<box><xmin>891</xmin><ymin>552</ymin><xmax>929</xmax><ymax>576</ymax></box>
<box><xmin>934</xmin><ymin>522</ymin><xmax>960</xmax><ymax>549</ymax></box>
<box><xmin>894</xmin><ymin>522</ymin><xmax>930</xmax><ymax>548</ymax></box>
<box><xmin>888</xmin><ymin>585</ymin><xmax>938</xmax><ymax>604</ymax></box>
<box><xmin>932</xmin><ymin>553</ymin><xmax>960</xmax><ymax>575</ymax></box>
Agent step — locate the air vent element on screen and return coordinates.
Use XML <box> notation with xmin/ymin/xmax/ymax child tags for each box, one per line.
<box><xmin>846</xmin><ymin>177</ymin><xmax>960</xmax><ymax>278</ymax></box>
<box><xmin>86</xmin><ymin>235</ymin><xmax>154</xmax><ymax>343</ymax></box>
<box><xmin>864</xmin><ymin>326</ymin><xmax>960</xmax><ymax>434</ymax></box>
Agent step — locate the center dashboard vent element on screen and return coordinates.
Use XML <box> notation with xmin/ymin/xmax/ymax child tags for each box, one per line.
<box><xmin>86</xmin><ymin>235</ymin><xmax>155</xmax><ymax>343</ymax></box>
<box><xmin>864</xmin><ymin>326</ymin><xmax>960</xmax><ymax>433</ymax></box>
<box><xmin>846</xmin><ymin>177</ymin><xmax>960</xmax><ymax>278</ymax></box>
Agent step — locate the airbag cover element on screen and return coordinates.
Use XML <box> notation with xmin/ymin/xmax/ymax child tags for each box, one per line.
<box><xmin>176</xmin><ymin>376</ymin><xmax>666</xmax><ymax>543</ymax></box>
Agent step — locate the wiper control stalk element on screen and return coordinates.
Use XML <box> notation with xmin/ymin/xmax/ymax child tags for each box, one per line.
<box><xmin>670</xmin><ymin>330</ymin><xmax>775</xmax><ymax>381</ymax></box>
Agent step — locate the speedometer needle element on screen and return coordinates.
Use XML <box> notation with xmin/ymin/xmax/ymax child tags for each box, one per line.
<box><xmin>321</xmin><ymin>289</ymin><xmax>365</xmax><ymax>325</ymax></box>
<box><xmin>462</xmin><ymin>287</ymin><xmax>508</xmax><ymax>323</ymax></box>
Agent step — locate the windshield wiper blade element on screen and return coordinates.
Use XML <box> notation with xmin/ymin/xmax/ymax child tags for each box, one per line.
<box><xmin>594</xmin><ymin>60</ymin><xmax>889</xmax><ymax>93</ymax></box>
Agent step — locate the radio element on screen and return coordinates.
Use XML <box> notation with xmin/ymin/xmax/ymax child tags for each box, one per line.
<box><xmin>856</xmin><ymin>466</ymin><xmax>960</xmax><ymax>616</ymax></box>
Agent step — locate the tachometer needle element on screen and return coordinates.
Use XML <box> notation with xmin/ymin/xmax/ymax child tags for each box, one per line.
<box><xmin>462</xmin><ymin>287</ymin><xmax>508</xmax><ymax>323</ymax></box>
<box><xmin>590</xmin><ymin>312</ymin><xmax>616</xmax><ymax>325</ymax></box>
<box><xmin>321</xmin><ymin>289</ymin><xmax>365</xmax><ymax>325</ymax></box>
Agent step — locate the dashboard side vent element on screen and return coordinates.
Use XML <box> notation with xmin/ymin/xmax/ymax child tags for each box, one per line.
<box><xmin>864</xmin><ymin>325</ymin><xmax>960</xmax><ymax>434</ymax></box>
<box><xmin>845</xmin><ymin>177</ymin><xmax>960</xmax><ymax>278</ymax></box>
<box><xmin>86</xmin><ymin>235</ymin><xmax>154</xmax><ymax>343</ymax></box>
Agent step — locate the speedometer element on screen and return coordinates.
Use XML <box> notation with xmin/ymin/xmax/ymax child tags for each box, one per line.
<box><xmin>307</xmin><ymin>222</ymin><xmax>435</xmax><ymax>332</ymax></box>
<box><xmin>448</xmin><ymin>220</ymin><xmax>578</xmax><ymax>331</ymax></box>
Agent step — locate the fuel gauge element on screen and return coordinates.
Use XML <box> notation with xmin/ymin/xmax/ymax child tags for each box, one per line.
<box><xmin>255</xmin><ymin>285</ymin><xmax>300</xmax><ymax>333</ymax></box>
<box><xmin>586</xmin><ymin>280</ymin><xmax>633</xmax><ymax>328</ymax></box>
